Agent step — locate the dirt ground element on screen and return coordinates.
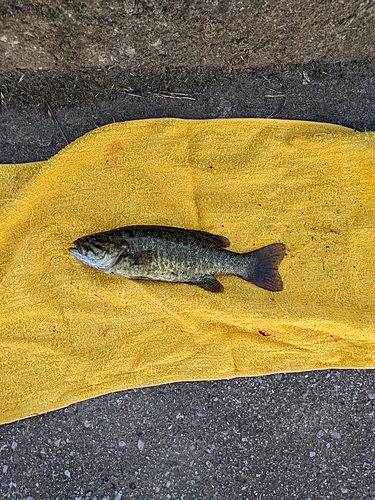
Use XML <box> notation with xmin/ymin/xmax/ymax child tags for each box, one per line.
<box><xmin>1</xmin><ymin>0</ymin><xmax>375</xmax><ymax>109</ymax></box>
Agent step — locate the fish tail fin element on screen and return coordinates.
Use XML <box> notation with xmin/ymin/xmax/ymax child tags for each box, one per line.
<box><xmin>241</xmin><ymin>243</ymin><xmax>286</xmax><ymax>291</ymax></box>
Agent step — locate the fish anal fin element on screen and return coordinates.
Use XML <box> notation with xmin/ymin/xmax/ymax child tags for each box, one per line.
<box><xmin>191</xmin><ymin>275</ymin><xmax>224</xmax><ymax>293</ymax></box>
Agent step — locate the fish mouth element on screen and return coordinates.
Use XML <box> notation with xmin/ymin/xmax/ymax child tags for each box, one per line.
<box><xmin>69</xmin><ymin>240</ymin><xmax>84</xmax><ymax>256</ymax></box>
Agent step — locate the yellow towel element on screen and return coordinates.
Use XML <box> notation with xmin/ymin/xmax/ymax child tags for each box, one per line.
<box><xmin>1</xmin><ymin>118</ymin><xmax>374</xmax><ymax>425</ymax></box>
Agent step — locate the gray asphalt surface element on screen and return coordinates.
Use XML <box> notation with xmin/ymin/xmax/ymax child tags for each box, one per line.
<box><xmin>1</xmin><ymin>62</ymin><xmax>375</xmax><ymax>500</ymax></box>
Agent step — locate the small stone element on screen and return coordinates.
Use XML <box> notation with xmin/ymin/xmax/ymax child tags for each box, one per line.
<box><xmin>114</xmin><ymin>493</ymin><xmax>122</xmax><ymax>500</ymax></box>
<box><xmin>166</xmin><ymin>481</ymin><xmax>171</xmax><ymax>488</ymax></box>
<box><xmin>368</xmin><ymin>393</ymin><xmax>375</xmax><ymax>400</ymax></box>
<box><xmin>316</xmin><ymin>429</ymin><xmax>324</xmax><ymax>438</ymax></box>
<box><xmin>309</xmin><ymin>451</ymin><xmax>316</xmax><ymax>457</ymax></box>
<box><xmin>64</xmin><ymin>470</ymin><xmax>71</xmax><ymax>478</ymax></box>
<box><xmin>11</xmin><ymin>441</ymin><xmax>17</xmax><ymax>450</ymax></box>
<box><xmin>137</xmin><ymin>439</ymin><xmax>144</xmax><ymax>451</ymax></box>
<box><xmin>206</xmin><ymin>460</ymin><xmax>213</xmax><ymax>468</ymax></box>
<box><xmin>302</xmin><ymin>71</ymin><xmax>311</xmax><ymax>85</ymax></box>
<box><xmin>84</xmin><ymin>420</ymin><xmax>91</xmax><ymax>428</ymax></box>
<box><xmin>3</xmin><ymin>465</ymin><xmax>8</xmax><ymax>473</ymax></box>
<box><xmin>332</xmin><ymin>431</ymin><xmax>341</xmax><ymax>439</ymax></box>
<box><xmin>341</xmin><ymin>488</ymin><xmax>348</xmax><ymax>494</ymax></box>
<box><xmin>149</xmin><ymin>469</ymin><xmax>157</xmax><ymax>480</ymax></box>
<box><xmin>118</xmin><ymin>440</ymin><xmax>126</xmax><ymax>447</ymax></box>
<box><xmin>168</xmin><ymin>460</ymin><xmax>179</xmax><ymax>466</ymax></box>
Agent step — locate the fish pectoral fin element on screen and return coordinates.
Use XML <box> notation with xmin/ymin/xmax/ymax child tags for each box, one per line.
<box><xmin>128</xmin><ymin>251</ymin><xmax>155</xmax><ymax>266</ymax></box>
<box><xmin>192</xmin><ymin>275</ymin><xmax>224</xmax><ymax>293</ymax></box>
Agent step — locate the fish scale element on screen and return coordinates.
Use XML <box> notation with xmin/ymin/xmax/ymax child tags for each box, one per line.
<box><xmin>127</xmin><ymin>237</ymin><xmax>225</xmax><ymax>280</ymax></box>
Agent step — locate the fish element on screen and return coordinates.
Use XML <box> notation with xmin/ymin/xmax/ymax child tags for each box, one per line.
<box><xmin>69</xmin><ymin>225</ymin><xmax>286</xmax><ymax>293</ymax></box>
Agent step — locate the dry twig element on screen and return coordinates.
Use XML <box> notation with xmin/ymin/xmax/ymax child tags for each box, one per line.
<box><xmin>262</xmin><ymin>75</ymin><xmax>287</xmax><ymax>118</ymax></box>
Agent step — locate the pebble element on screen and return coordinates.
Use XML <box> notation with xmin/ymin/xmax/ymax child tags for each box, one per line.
<box><xmin>64</xmin><ymin>470</ymin><xmax>71</xmax><ymax>478</ymax></box>
<box><xmin>118</xmin><ymin>440</ymin><xmax>126</xmax><ymax>447</ymax></box>
<box><xmin>11</xmin><ymin>441</ymin><xmax>17</xmax><ymax>450</ymax></box>
<box><xmin>149</xmin><ymin>469</ymin><xmax>157</xmax><ymax>479</ymax></box>
<box><xmin>331</xmin><ymin>431</ymin><xmax>341</xmax><ymax>439</ymax></box>
<box><xmin>341</xmin><ymin>488</ymin><xmax>348</xmax><ymax>494</ymax></box>
<box><xmin>368</xmin><ymin>393</ymin><xmax>375</xmax><ymax>400</ymax></box>
<box><xmin>309</xmin><ymin>451</ymin><xmax>316</xmax><ymax>457</ymax></box>
<box><xmin>316</xmin><ymin>429</ymin><xmax>324</xmax><ymax>438</ymax></box>
<box><xmin>137</xmin><ymin>439</ymin><xmax>144</xmax><ymax>451</ymax></box>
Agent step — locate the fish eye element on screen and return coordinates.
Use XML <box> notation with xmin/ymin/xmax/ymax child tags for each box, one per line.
<box><xmin>88</xmin><ymin>237</ymin><xmax>96</xmax><ymax>243</ymax></box>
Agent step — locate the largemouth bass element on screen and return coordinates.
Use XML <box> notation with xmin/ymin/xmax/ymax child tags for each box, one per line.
<box><xmin>69</xmin><ymin>225</ymin><xmax>286</xmax><ymax>293</ymax></box>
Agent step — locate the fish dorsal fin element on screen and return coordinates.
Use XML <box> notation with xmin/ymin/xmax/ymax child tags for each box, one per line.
<box><xmin>120</xmin><ymin>225</ymin><xmax>230</xmax><ymax>248</ymax></box>
<box><xmin>187</xmin><ymin>229</ymin><xmax>230</xmax><ymax>248</ymax></box>
<box><xmin>192</xmin><ymin>275</ymin><xmax>224</xmax><ymax>293</ymax></box>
